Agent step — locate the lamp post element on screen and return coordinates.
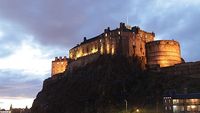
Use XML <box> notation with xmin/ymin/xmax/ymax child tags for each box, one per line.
<box><xmin>124</xmin><ymin>99</ymin><xmax>128</xmax><ymax>113</ymax></box>
<box><xmin>136</xmin><ymin>109</ymin><xmax>140</xmax><ymax>112</ymax></box>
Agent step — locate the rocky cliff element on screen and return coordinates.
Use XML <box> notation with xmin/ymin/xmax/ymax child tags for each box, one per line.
<box><xmin>31</xmin><ymin>55</ymin><xmax>200</xmax><ymax>113</ymax></box>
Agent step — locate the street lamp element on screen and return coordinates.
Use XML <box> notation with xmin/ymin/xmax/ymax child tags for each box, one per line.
<box><xmin>136</xmin><ymin>109</ymin><xmax>140</xmax><ymax>112</ymax></box>
<box><xmin>124</xmin><ymin>99</ymin><xmax>128</xmax><ymax>112</ymax></box>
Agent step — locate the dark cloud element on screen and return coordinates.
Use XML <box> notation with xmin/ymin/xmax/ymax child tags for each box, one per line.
<box><xmin>137</xmin><ymin>1</ymin><xmax>200</xmax><ymax>61</ymax></box>
<box><xmin>0</xmin><ymin>0</ymin><xmax>199</xmax><ymax>61</ymax></box>
<box><xmin>0</xmin><ymin>0</ymin><xmax>132</xmax><ymax>47</ymax></box>
<box><xmin>0</xmin><ymin>70</ymin><xmax>44</xmax><ymax>98</ymax></box>
<box><xmin>0</xmin><ymin>21</ymin><xmax>24</xmax><ymax>58</ymax></box>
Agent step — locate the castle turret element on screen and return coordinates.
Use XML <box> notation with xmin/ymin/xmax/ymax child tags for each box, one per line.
<box><xmin>51</xmin><ymin>56</ymin><xmax>69</xmax><ymax>76</ymax></box>
<box><xmin>146</xmin><ymin>40</ymin><xmax>182</xmax><ymax>67</ymax></box>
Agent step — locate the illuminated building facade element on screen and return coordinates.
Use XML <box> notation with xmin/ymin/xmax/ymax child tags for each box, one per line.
<box><xmin>51</xmin><ymin>56</ymin><xmax>68</xmax><ymax>76</ymax></box>
<box><xmin>51</xmin><ymin>22</ymin><xmax>183</xmax><ymax>76</ymax></box>
<box><xmin>69</xmin><ymin>23</ymin><xmax>155</xmax><ymax>61</ymax></box>
<box><xmin>163</xmin><ymin>93</ymin><xmax>200</xmax><ymax>113</ymax></box>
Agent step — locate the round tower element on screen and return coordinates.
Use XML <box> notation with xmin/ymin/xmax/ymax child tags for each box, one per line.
<box><xmin>146</xmin><ymin>40</ymin><xmax>182</xmax><ymax>67</ymax></box>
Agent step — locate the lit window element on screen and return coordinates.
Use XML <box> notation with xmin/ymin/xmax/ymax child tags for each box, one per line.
<box><xmin>191</xmin><ymin>105</ymin><xmax>197</xmax><ymax>109</ymax></box>
<box><xmin>173</xmin><ymin>99</ymin><xmax>179</xmax><ymax>104</ymax></box>
<box><xmin>173</xmin><ymin>106</ymin><xmax>177</xmax><ymax>112</ymax></box>
<box><xmin>198</xmin><ymin>105</ymin><xmax>200</xmax><ymax>111</ymax></box>
<box><xmin>105</xmin><ymin>33</ymin><xmax>107</xmax><ymax>37</ymax></box>
<box><xmin>181</xmin><ymin>106</ymin><xmax>184</xmax><ymax>111</ymax></box>
<box><xmin>187</xmin><ymin>106</ymin><xmax>191</xmax><ymax>111</ymax></box>
<box><xmin>118</xmin><ymin>31</ymin><xmax>120</xmax><ymax>35</ymax></box>
<box><xmin>190</xmin><ymin>99</ymin><xmax>198</xmax><ymax>104</ymax></box>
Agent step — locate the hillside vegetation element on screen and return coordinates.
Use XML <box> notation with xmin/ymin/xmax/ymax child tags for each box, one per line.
<box><xmin>31</xmin><ymin>55</ymin><xmax>200</xmax><ymax>113</ymax></box>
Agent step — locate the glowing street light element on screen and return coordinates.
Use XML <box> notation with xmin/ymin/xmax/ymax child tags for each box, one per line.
<box><xmin>136</xmin><ymin>109</ymin><xmax>140</xmax><ymax>112</ymax></box>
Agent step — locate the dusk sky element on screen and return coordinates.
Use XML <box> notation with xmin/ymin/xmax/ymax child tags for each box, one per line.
<box><xmin>0</xmin><ymin>0</ymin><xmax>200</xmax><ymax>110</ymax></box>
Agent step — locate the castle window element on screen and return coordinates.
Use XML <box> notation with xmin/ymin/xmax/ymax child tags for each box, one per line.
<box><xmin>118</xmin><ymin>31</ymin><xmax>120</xmax><ymax>35</ymax></box>
<box><xmin>140</xmin><ymin>48</ymin><xmax>143</xmax><ymax>52</ymax></box>
<box><xmin>86</xmin><ymin>47</ymin><xmax>89</xmax><ymax>53</ymax></box>
<box><xmin>105</xmin><ymin>33</ymin><xmax>107</xmax><ymax>37</ymax></box>
<box><xmin>100</xmin><ymin>39</ymin><xmax>102</xmax><ymax>42</ymax></box>
<box><xmin>95</xmin><ymin>44</ymin><xmax>98</xmax><ymax>49</ymax></box>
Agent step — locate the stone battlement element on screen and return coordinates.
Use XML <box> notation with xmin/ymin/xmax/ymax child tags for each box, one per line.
<box><xmin>53</xmin><ymin>56</ymin><xmax>68</xmax><ymax>61</ymax></box>
<box><xmin>146</xmin><ymin>40</ymin><xmax>180</xmax><ymax>46</ymax></box>
<box><xmin>51</xmin><ymin>56</ymin><xmax>69</xmax><ymax>76</ymax></box>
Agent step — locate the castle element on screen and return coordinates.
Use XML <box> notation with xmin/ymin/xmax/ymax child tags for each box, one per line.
<box><xmin>51</xmin><ymin>22</ymin><xmax>183</xmax><ymax>76</ymax></box>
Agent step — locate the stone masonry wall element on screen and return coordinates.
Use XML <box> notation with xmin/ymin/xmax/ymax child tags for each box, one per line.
<box><xmin>68</xmin><ymin>53</ymin><xmax>100</xmax><ymax>72</ymax></box>
<box><xmin>160</xmin><ymin>61</ymin><xmax>200</xmax><ymax>78</ymax></box>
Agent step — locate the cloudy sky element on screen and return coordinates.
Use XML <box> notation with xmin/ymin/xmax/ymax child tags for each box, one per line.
<box><xmin>0</xmin><ymin>0</ymin><xmax>200</xmax><ymax>110</ymax></box>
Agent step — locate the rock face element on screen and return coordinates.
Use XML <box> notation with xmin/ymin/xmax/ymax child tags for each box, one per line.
<box><xmin>31</xmin><ymin>55</ymin><xmax>200</xmax><ymax>113</ymax></box>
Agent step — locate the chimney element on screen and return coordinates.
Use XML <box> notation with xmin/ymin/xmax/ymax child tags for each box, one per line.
<box><xmin>120</xmin><ymin>22</ymin><xmax>125</xmax><ymax>29</ymax></box>
<box><xmin>64</xmin><ymin>56</ymin><xmax>67</xmax><ymax>59</ymax></box>
<box><xmin>84</xmin><ymin>37</ymin><xmax>87</xmax><ymax>42</ymax></box>
<box><xmin>55</xmin><ymin>57</ymin><xmax>58</xmax><ymax>60</ymax></box>
<box><xmin>152</xmin><ymin>32</ymin><xmax>155</xmax><ymax>37</ymax></box>
<box><xmin>59</xmin><ymin>56</ymin><xmax>62</xmax><ymax>60</ymax></box>
<box><xmin>104</xmin><ymin>29</ymin><xmax>107</xmax><ymax>33</ymax></box>
<box><xmin>132</xmin><ymin>26</ymin><xmax>140</xmax><ymax>33</ymax></box>
<box><xmin>107</xmin><ymin>27</ymin><xmax>110</xmax><ymax>31</ymax></box>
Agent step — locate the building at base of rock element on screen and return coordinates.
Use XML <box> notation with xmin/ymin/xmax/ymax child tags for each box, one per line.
<box><xmin>163</xmin><ymin>92</ymin><xmax>200</xmax><ymax>113</ymax></box>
